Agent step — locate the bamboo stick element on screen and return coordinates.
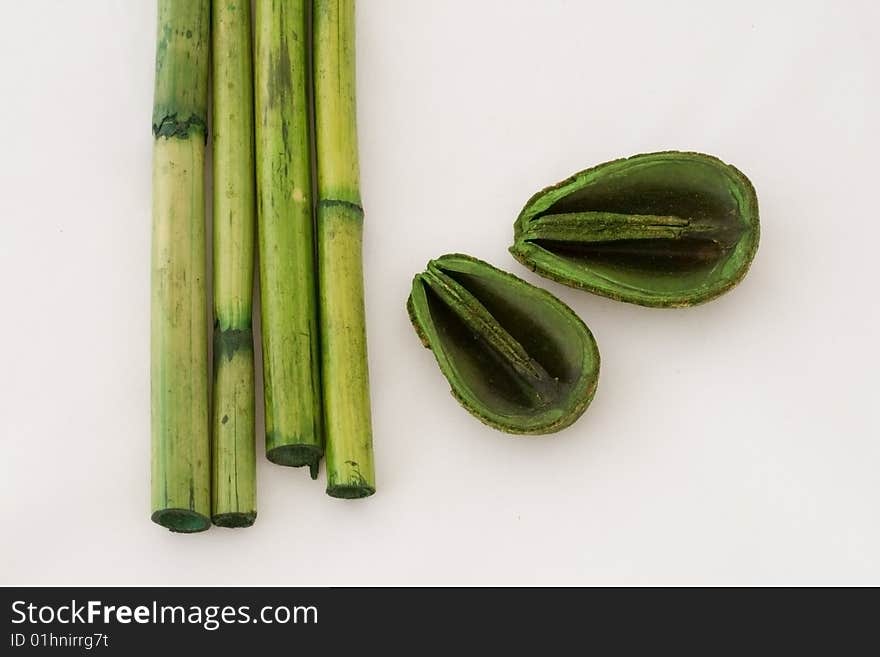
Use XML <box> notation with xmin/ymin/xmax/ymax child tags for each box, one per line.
<box><xmin>151</xmin><ymin>0</ymin><xmax>212</xmax><ymax>532</ymax></box>
<box><xmin>211</xmin><ymin>0</ymin><xmax>257</xmax><ymax>527</ymax></box>
<box><xmin>254</xmin><ymin>0</ymin><xmax>323</xmax><ymax>476</ymax></box>
<box><xmin>314</xmin><ymin>0</ymin><xmax>376</xmax><ymax>498</ymax></box>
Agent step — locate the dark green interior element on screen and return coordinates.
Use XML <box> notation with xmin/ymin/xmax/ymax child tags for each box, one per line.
<box><xmin>529</xmin><ymin>158</ymin><xmax>749</xmax><ymax>293</ymax></box>
<box><xmin>422</xmin><ymin>265</ymin><xmax>585</xmax><ymax>417</ymax></box>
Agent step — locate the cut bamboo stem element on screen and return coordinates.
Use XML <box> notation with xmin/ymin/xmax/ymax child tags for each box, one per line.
<box><xmin>211</xmin><ymin>0</ymin><xmax>257</xmax><ymax>527</ymax></box>
<box><xmin>314</xmin><ymin>0</ymin><xmax>376</xmax><ymax>498</ymax></box>
<box><xmin>151</xmin><ymin>0</ymin><xmax>212</xmax><ymax>532</ymax></box>
<box><xmin>254</xmin><ymin>0</ymin><xmax>323</xmax><ymax>475</ymax></box>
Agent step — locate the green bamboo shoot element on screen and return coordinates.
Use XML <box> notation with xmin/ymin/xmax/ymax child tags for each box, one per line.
<box><xmin>151</xmin><ymin>0</ymin><xmax>211</xmax><ymax>532</ymax></box>
<box><xmin>314</xmin><ymin>0</ymin><xmax>376</xmax><ymax>498</ymax></box>
<box><xmin>254</xmin><ymin>0</ymin><xmax>323</xmax><ymax>475</ymax></box>
<box><xmin>211</xmin><ymin>0</ymin><xmax>257</xmax><ymax>527</ymax></box>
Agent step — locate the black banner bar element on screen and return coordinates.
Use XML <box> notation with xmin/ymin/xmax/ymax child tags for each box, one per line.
<box><xmin>1</xmin><ymin>587</ymin><xmax>873</xmax><ymax>652</ymax></box>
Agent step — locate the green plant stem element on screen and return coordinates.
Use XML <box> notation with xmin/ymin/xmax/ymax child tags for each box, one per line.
<box><xmin>314</xmin><ymin>0</ymin><xmax>376</xmax><ymax>498</ymax></box>
<box><xmin>151</xmin><ymin>0</ymin><xmax>211</xmax><ymax>533</ymax></box>
<box><xmin>211</xmin><ymin>0</ymin><xmax>257</xmax><ymax>528</ymax></box>
<box><xmin>254</xmin><ymin>0</ymin><xmax>323</xmax><ymax>475</ymax></box>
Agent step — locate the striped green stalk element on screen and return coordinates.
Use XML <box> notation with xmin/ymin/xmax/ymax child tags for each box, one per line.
<box><xmin>151</xmin><ymin>0</ymin><xmax>211</xmax><ymax>532</ymax></box>
<box><xmin>314</xmin><ymin>0</ymin><xmax>376</xmax><ymax>498</ymax></box>
<box><xmin>211</xmin><ymin>0</ymin><xmax>257</xmax><ymax>527</ymax></box>
<box><xmin>254</xmin><ymin>0</ymin><xmax>323</xmax><ymax>475</ymax></box>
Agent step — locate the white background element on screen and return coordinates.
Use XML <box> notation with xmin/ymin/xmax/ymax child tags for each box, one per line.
<box><xmin>1</xmin><ymin>0</ymin><xmax>878</xmax><ymax>585</ymax></box>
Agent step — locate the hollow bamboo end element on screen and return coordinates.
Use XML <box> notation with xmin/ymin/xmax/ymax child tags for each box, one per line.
<box><xmin>326</xmin><ymin>484</ymin><xmax>376</xmax><ymax>500</ymax></box>
<box><xmin>266</xmin><ymin>444</ymin><xmax>323</xmax><ymax>470</ymax></box>
<box><xmin>212</xmin><ymin>512</ymin><xmax>257</xmax><ymax>529</ymax></box>
<box><xmin>151</xmin><ymin>508</ymin><xmax>212</xmax><ymax>533</ymax></box>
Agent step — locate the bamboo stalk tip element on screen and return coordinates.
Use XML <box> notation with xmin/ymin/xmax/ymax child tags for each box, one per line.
<box><xmin>151</xmin><ymin>509</ymin><xmax>212</xmax><ymax>533</ymax></box>
<box><xmin>212</xmin><ymin>512</ymin><xmax>257</xmax><ymax>529</ymax></box>
<box><xmin>266</xmin><ymin>444</ymin><xmax>323</xmax><ymax>471</ymax></box>
<box><xmin>326</xmin><ymin>484</ymin><xmax>376</xmax><ymax>500</ymax></box>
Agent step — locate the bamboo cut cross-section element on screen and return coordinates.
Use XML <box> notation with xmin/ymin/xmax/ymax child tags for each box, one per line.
<box><xmin>314</xmin><ymin>0</ymin><xmax>376</xmax><ymax>498</ymax></box>
<box><xmin>211</xmin><ymin>0</ymin><xmax>257</xmax><ymax>527</ymax></box>
<box><xmin>151</xmin><ymin>0</ymin><xmax>212</xmax><ymax>532</ymax></box>
<box><xmin>254</xmin><ymin>0</ymin><xmax>323</xmax><ymax>475</ymax></box>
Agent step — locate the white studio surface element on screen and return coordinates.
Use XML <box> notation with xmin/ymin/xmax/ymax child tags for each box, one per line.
<box><xmin>0</xmin><ymin>0</ymin><xmax>877</xmax><ymax>586</ymax></box>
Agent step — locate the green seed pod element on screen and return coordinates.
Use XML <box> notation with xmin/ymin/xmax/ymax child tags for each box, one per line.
<box><xmin>407</xmin><ymin>254</ymin><xmax>600</xmax><ymax>434</ymax></box>
<box><xmin>510</xmin><ymin>151</ymin><xmax>760</xmax><ymax>308</ymax></box>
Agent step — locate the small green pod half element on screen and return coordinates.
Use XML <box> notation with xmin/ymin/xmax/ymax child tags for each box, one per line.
<box><xmin>510</xmin><ymin>151</ymin><xmax>760</xmax><ymax>307</ymax></box>
<box><xmin>407</xmin><ymin>254</ymin><xmax>600</xmax><ymax>435</ymax></box>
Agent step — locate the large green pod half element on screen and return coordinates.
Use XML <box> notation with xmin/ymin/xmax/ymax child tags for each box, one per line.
<box><xmin>407</xmin><ymin>254</ymin><xmax>600</xmax><ymax>435</ymax></box>
<box><xmin>510</xmin><ymin>152</ymin><xmax>760</xmax><ymax>308</ymax></box>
